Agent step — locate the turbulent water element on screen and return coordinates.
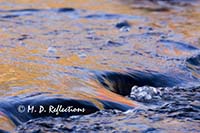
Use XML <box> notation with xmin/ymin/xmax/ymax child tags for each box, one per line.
<box><xmin>0</xmin><ymin>0</ymin><xmax>200</xmax><ymax>132</ymax></box>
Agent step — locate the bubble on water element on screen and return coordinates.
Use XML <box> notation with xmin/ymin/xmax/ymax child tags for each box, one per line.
<box><xmin>47</xmin><ymin>47</ymin><xmax>57</xmax><ymax>54</ymax></box>
<box><xmin>120</xmin><ymin>26</ymin><xmax>130</xmax><ymax>32</ymax></box>
<box><xmin>130</xmin><ymin>86</ymin><xmax>162</xmax><ymax>101</ymax></box>
<box><xmin>78</xmin><ymin>52</ymin><xmax>87</xmax><ymax>58</ymax></box>
<box><xmin>19</xmin><ymin>41</ymin><xmax>26</xmax><ymax>46</ymax></box>
<box><xmin>146</xmin><ymin>95</ymin><xmax>152</xmax><ymax>100</ymax></box>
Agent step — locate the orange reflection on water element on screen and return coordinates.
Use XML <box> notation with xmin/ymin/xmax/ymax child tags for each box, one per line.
<box><xmin>0</xmin><ymin>0</ymin><xmax>199</xmax><ymax>131</ymax></box>
<box><xmin>0</xmin><ymin>111</ymin><xmax>15</xmax><ymax>132</ymax></box>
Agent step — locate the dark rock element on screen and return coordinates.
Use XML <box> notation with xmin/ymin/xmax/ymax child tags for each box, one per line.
<box><xmin>57</xmin><ymin>8</ymin><xmax>75</xmax><ymax>12</ymax></box>
<box><xmin>115</xmin><ymin>21</ymin><xmax>131</xmax><ymax>29</ymax></box>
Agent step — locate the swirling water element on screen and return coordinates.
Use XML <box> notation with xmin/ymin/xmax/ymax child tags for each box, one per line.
<box><xmin>0</xmin><ymin>0</ymin><xmax>199</xmax><ymax>132</ymax></box>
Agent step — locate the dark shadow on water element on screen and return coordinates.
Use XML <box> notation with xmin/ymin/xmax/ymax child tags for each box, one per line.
<box><xmin>158</xmin><ymin>40</ymin><xmax>199</xmax><ymax>51</ymax></box>
<box><xmin>95</xmin><ymin>70</ymin><xmax>181</xmax><ymax>96</ymax></box>
<box><xmin>0</xmin><ymin>97</ymin><xmax>133</xmax><ymax>126</ymax></box>
<box><xmin>186</xmin><ymin>54</ymin><xmax>200</xmax><ymax>66</ymax></box>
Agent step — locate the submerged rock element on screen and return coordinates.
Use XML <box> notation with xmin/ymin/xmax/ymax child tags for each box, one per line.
<box><xmin>115</xmin><ymin>20</ymin><xmax>131</xmax><ymax>32</ymax></box>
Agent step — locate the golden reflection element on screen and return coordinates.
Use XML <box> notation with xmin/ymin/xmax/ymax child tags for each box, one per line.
<box><xmin>0</xmin><ymin>112</ymin><xmax>15</xmax><ymax>132</ymax></box>
<box><xmin>0</xmin><ymin>0</ymin><xmax>200</xmax><ymax>131</ymax></box>
<box><xmin>0</xmin><ymin>0</ymin><xmax>132</xmax><ymax>14</ymax></box>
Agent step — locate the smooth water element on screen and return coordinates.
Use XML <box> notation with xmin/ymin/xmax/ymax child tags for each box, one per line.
<box><xmin>0</xmin><ymin>0</ymin><xmax>199</xmax><ymax>132</ymax></box>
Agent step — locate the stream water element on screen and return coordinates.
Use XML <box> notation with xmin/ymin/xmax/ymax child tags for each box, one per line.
<box><xmin>0</xmin><ymin>0</ymin><xmax>200</xmax><ymax>132</ymax></box>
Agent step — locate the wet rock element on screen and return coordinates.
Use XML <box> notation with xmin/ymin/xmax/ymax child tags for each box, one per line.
<box><xmin>18</xmin><ymin>34</ymin><xmax>29</xmax><ymax>41</ymax></box>
<box><xmin>115</xmin><ymin>21</ymin><xmax>130</xmax><ymax>28</ymax></box>
<box><xmin>57</xmin><ymin>8</ymin><xmax>75</xmax><ymax>13</ymax></box>
<box><xmin>142</xmin><ymin>7</ymin><xmax>170</xmax><ymax>12</ymax></box>
<box><xmin>115</xmin><ymin>21</ymin><xmax>131</xmax><ymax>32</ymax></box>
<box><xmin>106</xmin><ymin>40</ymin><xmax>124</xmax><ymax>47</ymax></box>
<box><xmin>43</xmin><ymin>55</ymin><xmax>60</xmax><ymax>59</ymax></box>
<box><xmin>148</xmin><ymin>27</ymin><xmax>153</xmax><ymax>31</ymax></box>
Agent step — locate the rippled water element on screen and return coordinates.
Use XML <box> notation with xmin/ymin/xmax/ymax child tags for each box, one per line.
<box><xmin>0</xmin><ymin>0</ymin><xmax>200</xmax><ymax>132</ymax></box>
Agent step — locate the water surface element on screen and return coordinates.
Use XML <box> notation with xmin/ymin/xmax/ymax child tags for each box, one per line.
<box><xmin>0</xmin><ymin>0</ymin><xmax>200</xmax><ymax>132</ymax></box>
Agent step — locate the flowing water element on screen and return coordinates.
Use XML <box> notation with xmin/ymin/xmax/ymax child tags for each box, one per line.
<box><xmin>0</xmin><ymin>0</ymin><xmax>200</xmax><ymax>132</ymax></box>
